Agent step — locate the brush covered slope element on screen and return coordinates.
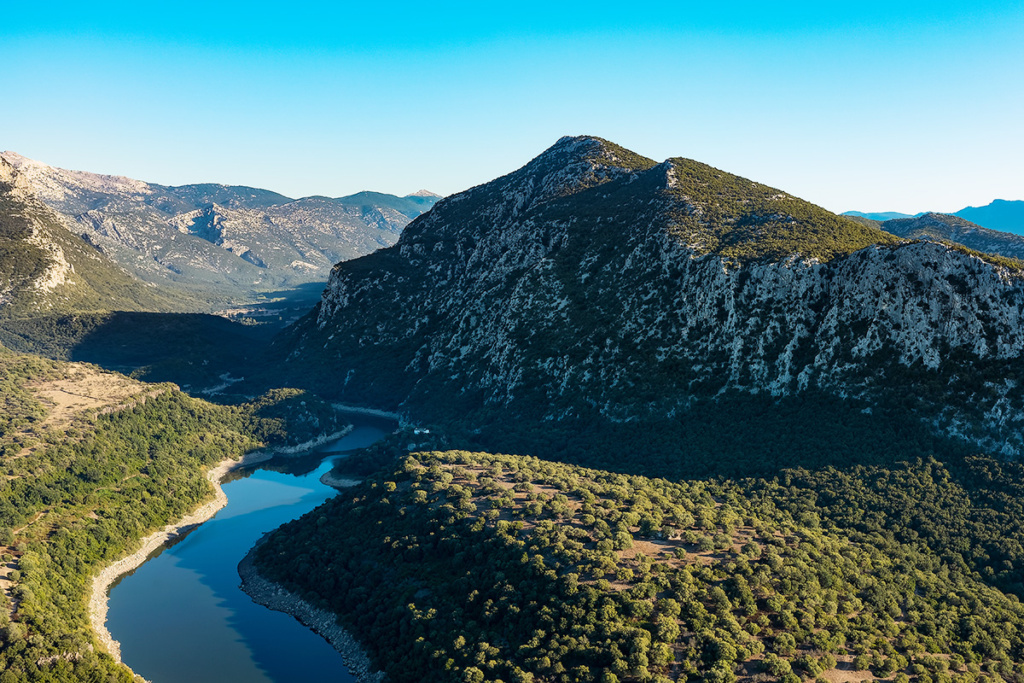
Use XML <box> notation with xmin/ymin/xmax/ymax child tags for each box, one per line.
<box><xmin>1</xmin><ymin>151</ymin><xmax>441</xmax><ymax>303</ymax></box>
<box><xmin>254</xmin><ymin>450</ymin><xmax>1024</xmax><ymax>683</ymax></box>
<box><xmin>282</xmin><ymin>136</ymin><xmax>1024</xmax><ymax>457</ymax></box>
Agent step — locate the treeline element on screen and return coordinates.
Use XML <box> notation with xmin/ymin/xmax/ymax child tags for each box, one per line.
<box><xmin>342</xmin><ymin>388</ymin><xmax>974</xmax><ymax>481</ymax></box>
<box><xmin>255</xmin><ymin>451</ymin><xmax>1024</xmax><ymax>683</ymax></box>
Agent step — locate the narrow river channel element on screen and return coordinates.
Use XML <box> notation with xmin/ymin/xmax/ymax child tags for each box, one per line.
<box><xmin>105</xmin><ymin>413</ymin><xmax>396</xmax><ymax>683</ymax></box>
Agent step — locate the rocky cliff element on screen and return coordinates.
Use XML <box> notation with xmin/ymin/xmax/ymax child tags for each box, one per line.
<box><xmin>284</xmin><ymin>136</ymin><xmax>1024</xmax><ymax>457</ymax></box>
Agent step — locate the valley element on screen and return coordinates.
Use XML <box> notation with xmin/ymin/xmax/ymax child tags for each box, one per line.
<box><xmin>1</xmin><ymin>136</ymin><xmax>1024</xmax><ymax>683</ymax></box>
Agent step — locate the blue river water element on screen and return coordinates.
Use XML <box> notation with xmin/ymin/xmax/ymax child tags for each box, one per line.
<box><xmin>105</xmin><ymin>415</ymin><xmax>394</xmax><ymax>683</ymax></box>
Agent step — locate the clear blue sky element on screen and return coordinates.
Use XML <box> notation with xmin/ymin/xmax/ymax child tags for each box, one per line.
<box><xmin>3</xmin><ymin>1</ymin><xmax>1021</xmax><ymax>213</ymax></box>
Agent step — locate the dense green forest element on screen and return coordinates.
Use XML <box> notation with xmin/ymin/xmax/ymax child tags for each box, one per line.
<box><xmin>0</xmin><ymin>348</ymin><xmax>345</xmax><ymax>681</ymax></box>
<box><xmin>258</xmin><ymin>450</ymin><xmax>1024</xmax><ymax>683</ymax></box>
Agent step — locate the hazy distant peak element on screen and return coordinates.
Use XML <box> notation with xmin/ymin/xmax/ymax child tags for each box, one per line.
<box><xmin>955</xmin><ymin>199</ymin><xmax>1024</xmax><ymax>236</ymax></box>
<box><xmin>961</xmin><ymin>198</ymin><xmax>1023</xmax><ymax>211</ymax></box>
<box><xmin>842</xmin><ymin>210</ymin><xmax>917</xmax><ymax>221</ymax></box>
<box><xmin>406</xmin><ymin>189</ymin><xmax>441</xmax><ymax>198</ymax></box>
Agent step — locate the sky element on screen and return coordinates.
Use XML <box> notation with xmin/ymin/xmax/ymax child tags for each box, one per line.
<box><xmin>2</xmin><ymin>1</ymin><xmax>1022</xmax><ymax>214</ymax></box>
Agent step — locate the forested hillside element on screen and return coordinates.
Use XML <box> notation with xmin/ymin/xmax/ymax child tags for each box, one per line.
<box><xmin>255</xmin><ymin>450</ymin><xmax>1024</xmax><ymax>683</ymax></box>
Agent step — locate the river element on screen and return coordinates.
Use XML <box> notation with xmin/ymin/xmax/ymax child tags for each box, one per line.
<box><xmin>105</xmin><ymin>413</ymin><xmax>395</xmax><ymax>683</ymax></box>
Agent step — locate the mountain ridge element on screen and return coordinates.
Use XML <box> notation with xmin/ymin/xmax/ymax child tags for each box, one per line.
<box><xmin>0</xmin><ymin>151</ymin><xmax>442</xmax><ymax>305</ymax></box>
<box><xmin>844</xmin><ymin>199</ymin><xmax>1024</xmax><ymax>236</ymax></box>
<box><xmin>880</xmin><ymin>212</ymin><xmax>1024</xmax><ymax>262</ymax></box>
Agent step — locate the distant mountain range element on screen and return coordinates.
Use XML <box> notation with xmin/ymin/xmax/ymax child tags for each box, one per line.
<box><xmin>280</xmin><ymin>135</ymin><xmax>1024</xmax><ymax>459</ymax></box>
<box><xmin>0</xmin><ymin>151</ymin><xmax>441</xmax><ymax>305</ymax></box>
<box><xmin>879</xmin><ymin>212</ymin><xmax>1024</xmax><ymax>261</ymax></box>
<box><xmin>956</xmin><ymin>199</ymin><xmax>1024</xmax><ymax>234</ymax></box>
<box><xmin>844</xmin><ymin>199</ymin><xmax>1024</xmax><ymax>235</ymax></box>
<box><xmin>843</xmin><ymin>210</ymin><xmax>916</xmax><ymax>221</ymax></box>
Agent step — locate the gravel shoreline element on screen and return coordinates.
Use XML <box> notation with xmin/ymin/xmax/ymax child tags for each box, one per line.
<box><xmin>319</xmin><ymin>471</ymin><xmax>363</xmax><ymax>488</ymax></box>
<box><xmin>238</xmin><ymin>542</ymin><xmax>385</xmax><ymax>683</ymax></box>
<box><xmin>88</xmin><ymin>426</ymin><xmax>353</xmax><ymax>675</ymax></box>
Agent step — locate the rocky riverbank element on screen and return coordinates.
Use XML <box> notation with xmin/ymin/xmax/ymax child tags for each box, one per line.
<box><xmin>238</xmin><ymin>543</ymin><xmax>385</xmax><ymax>683</ymax></box>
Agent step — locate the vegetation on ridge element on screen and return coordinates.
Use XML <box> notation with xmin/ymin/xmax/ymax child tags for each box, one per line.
<box><xmin>663</xmin><ymin>158</ymin><xmax>902</xmax><ymax>263</ymax></box>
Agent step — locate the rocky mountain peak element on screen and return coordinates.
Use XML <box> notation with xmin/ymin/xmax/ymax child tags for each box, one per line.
<box><xmin>396</xmin><ymin>138</ymin><xmax>894</xmax><ymax>266</ymax></box>
<box><xmin>287</xmin><ymin>136</ymin><xmax>1024</xmax><ymax>459</ymax></box>
<box><xmin>509</xmin><ymin>135</ymin><xmax>657</xmax><ymax>203</ymax></box>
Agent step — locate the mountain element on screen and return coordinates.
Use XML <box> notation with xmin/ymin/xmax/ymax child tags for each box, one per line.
<box><xmin>0</xmin><ymin>152</ymin><xmax>441</xmax><ymax>304</ymax></box>
<box><xmin>881</xmin><ymin>212</ymin><xmax>1024</xmax><ymax>261</ymax></box>
<box><xmin>842</xmin><ymin>210</ymin><xmax>917</xmax><ymax>221</ymax></box>
<box><xmin>1</xmin><ymin>156</ymin><xmax>292</xmax><ymax>389</ymax></box>
<box><xmin>845</xmin><ymin>201</ymin><xmax>1024</xmax><ymax>237</ymax></box>
<box><xmin>0</xmin><ymin>156</ymin><xmax>186</xmax><ymax>316</ymax></box>
<box><xmin>955</xmin><ymin>199</ymin><xmax>1024</xmax><ymax>235</ymax></box>
<box><xmin>280</xmin><ymin>135</ymin><xmax>1024</xmax><ymax>460</ymax></box>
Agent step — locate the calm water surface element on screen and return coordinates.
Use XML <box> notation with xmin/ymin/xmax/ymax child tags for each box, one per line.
<box><xmin>106</xmin><ymin>415</ymin><xmax>394</xmax><ymax>683</ymax></box>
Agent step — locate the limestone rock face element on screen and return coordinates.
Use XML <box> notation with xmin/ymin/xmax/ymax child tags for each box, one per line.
<box><xmin>288</xmin><ymin>137</ymin><xmax>1024</xmax><ymax>455</ymax></box>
